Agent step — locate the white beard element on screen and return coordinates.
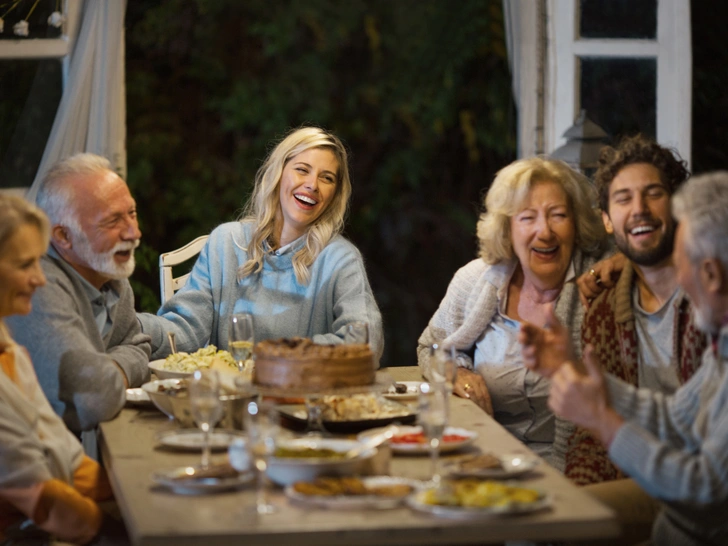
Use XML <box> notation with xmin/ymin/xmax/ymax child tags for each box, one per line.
<box><xmin>71</xmin><ymin>228</ymin><xmax>139</xmax><ymax>280</ymax></box>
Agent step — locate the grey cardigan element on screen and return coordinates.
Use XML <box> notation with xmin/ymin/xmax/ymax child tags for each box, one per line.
<box><xmin>417</xmin><ymin>250</ymin><xmax>595</xmax><ymax>472</ymax></box>
<box><xmin>6</xmin><ymin>247</ymin><xmax>151</xmax><ymax>433</ymax></box>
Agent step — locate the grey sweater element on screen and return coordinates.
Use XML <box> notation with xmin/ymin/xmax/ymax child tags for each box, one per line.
<box><xmin>607</xmin><ymin>324</ymin><xmax>728</xmax><ymax>546</ymax></box>
<box><xmin>6</xmin><ymin>248</ymin><xmax>151</xmax><ymax>433</ymax></box>
<box><xmin>139</xmin><ymin>221</ymin><xmax>384</xmax><ymax>363</ymax></box>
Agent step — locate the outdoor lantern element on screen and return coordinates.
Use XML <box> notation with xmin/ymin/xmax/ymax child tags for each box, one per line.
<box><xmin>550</xmin><ymin>110</ymin><xmax>610</xmax><ymax>179</ymax></box>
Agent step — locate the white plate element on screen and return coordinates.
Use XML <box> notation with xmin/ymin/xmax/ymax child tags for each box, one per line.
<box><xmin>268</xmin><ymin>438</ymin><xmax>377</xmax><ymax>487</ymax></box>
<box><xmin>155</xmin><ymin>429</ymin><xmax>246</xmax><ymax>452</ymax></box>
<box><xmin>151</xmin><ymin>465</ymin><xmax>253</xmax><ymax>495</ymax></box>
<box><xmin>406</xmin><ymin>488</ymin><xmax>552</xmax><ymax>519</ymax></box>
<box><xmin>285</xmin><ymin>476</ymin><xmax>424</xmax><ymax>510</ymax></box>
<box><xmin>444</xmin><ymin>453</ymin><xmax>540</xmax><ymax>479</ymax></box>
<box><xmin>358</xmin><ymin>425</ymin><xmax>477</xmax><ymax>454</ymax></box>
<box><xmin>148</xmin><ymin>359</ymin><xmax>193</xmax><ymax>380</ymax></box>
<box><xmin>383</xmin><ymin>381</ymin><xmax>421</xmax><ymax>401</ymax></box>
<box><xmin>125</xmin><ymin>387</ymin><xmax>152</xmax><ymax>407</ymax></box>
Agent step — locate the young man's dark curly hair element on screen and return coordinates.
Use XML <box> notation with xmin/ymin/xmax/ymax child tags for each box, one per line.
<box><xmin>593</xmin><ymin>134</ymin><xmax>690</xmax><ymax>212</ymax></box>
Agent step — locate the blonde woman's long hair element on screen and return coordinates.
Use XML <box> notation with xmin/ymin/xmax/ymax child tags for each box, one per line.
<box><xmin>238</xmin><ymin>127</ymin><xmax>351</xmax><ymax>284</ymax></box>
<box><xmin>477</xmin><ymin>157</ymin><xmax>606</xmax><ymax>264</ymax></box>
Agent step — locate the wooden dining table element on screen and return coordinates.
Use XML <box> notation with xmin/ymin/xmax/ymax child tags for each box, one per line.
<box><xmin>99</xmin><ymin>366</ymin><xmax>619</xmax><ymax>546</ymax></box>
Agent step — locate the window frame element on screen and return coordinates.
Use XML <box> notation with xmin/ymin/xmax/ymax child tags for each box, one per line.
<box><xmin>545</xmin><ymin>0</ymin><xmax>692</xmax><ymax>165</ymax></box>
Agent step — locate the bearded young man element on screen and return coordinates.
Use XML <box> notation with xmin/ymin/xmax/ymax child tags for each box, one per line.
<box><xmin>567</xmin><ymin>136</ymin><xmax>708</xmax><ymax>490</ymax></box>
<box><xmin>7</xmin><ymin>154</ymin><xmax>150</xmax><ymax>452</ymax></box>
<box><xmin>521</xmin><ymin>171</ymin><xmax>728</xmax><ymax>546</ymax></box>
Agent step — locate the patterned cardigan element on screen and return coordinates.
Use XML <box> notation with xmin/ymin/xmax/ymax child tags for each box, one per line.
<box><xmin>566</xmin><ymin>261</ymin><xmax>707</xmax><ymax>485</ymax></box>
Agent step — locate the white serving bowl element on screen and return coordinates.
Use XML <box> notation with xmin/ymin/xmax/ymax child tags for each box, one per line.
<box><xmin>148</xmin><ymin>359</ymin><xmax>193</xmax><ymax>380</ymax></box>
<box><xmin>141</xmin><ymin>379</ymin><xmax>182</xmax><ymax>418</ymax></box>
<box><xmin>266</xmin><ymin>438</ymin><xmax>377</xmax><ymax>487</ymax></box>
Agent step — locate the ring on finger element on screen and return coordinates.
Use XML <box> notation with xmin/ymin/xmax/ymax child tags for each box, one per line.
<box><xmin>463</xmin><ymin>383</ymin><xmax>471</xmax><ymax>391</ymax></box>
<box><xmin>589</xmin><ymin>268</ymin><xmax>603</xmax><ymax>286</ymax></box>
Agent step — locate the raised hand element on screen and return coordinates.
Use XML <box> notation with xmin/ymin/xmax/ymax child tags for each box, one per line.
<box><xmin>519</xmin><ymin>304</ymin><xmax>574</xmax><ymax>378</ymax></box>
<box><xmin>548</xmin><ymin>345</ymin><xmax>622</xmax><ymax>447</ymax></box>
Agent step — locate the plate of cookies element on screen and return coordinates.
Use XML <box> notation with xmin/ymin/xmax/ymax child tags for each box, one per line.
<box><xmin>285</xmin><ymin>476</ymin><xmax>423</xmax><ymax>510</ymax></box>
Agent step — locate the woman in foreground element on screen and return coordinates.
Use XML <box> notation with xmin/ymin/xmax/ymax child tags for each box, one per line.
<box><xmin>0</xmin><ymin>195</ymin><xmax>113</xmax><ymax>545</ymax></box>
<box><xmin>417</xmin><ymin>157</ymin><xmax>606</xmax><ymax>470</ymax></box>
<box><xmin>139</xmin><ymin>127</ymin><xmax>383</xmax><ymax>362</ymax></box>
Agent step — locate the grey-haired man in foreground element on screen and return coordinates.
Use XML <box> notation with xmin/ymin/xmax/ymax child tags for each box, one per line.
<box><xmin>521</xmin><ymin>171</ymin><xmax>728</xmax><ymax>546</ymax></box>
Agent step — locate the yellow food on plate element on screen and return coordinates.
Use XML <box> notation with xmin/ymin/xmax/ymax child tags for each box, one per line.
<box><xmin>423</xmin><ymin>480</ymin><xmax>541</xmax><ymax>508</ymax></box>
<box><xmin>163</xmin><ymin>345</ymin><xmax>238</xmax><ymax>374</ymax></box>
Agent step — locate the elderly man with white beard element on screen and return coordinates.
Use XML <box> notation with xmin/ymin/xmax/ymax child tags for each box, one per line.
<box><xmin>520</xmin><ymin>172</ymin><xmax>728</xmax><ymax>546</ymax></box>
<box><xmin>7</xmin><ymin>154</ymin><xmax>150</xmax><ymax>452</ymax></box>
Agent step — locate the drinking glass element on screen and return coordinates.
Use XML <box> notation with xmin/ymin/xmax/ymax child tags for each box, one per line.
<box><xmin>244</xmin><ymin>399</ymin><xmax>279</xmax><ymax>514</ymax></box>
<box><xmin>430</xmin><ymin>343</ymin><xmax>457</xmax><ymax>393</ymax></box>
<box><xmin>418</xmin><ymin>382</ymin><xmax>448</xmax><ymax>486</ymax></box>
<box><xmin>189</xmin><ymin>369</ymin><xmax>223</xmax><ymax>469</ymax></box>
<box><xmin>230</xmin><ymin>313</ymin><xmax>255</xmax><ymax>377</ymax></box>
<box><xmin>344</xmin><ymin>321</ymin><xmax>369</xmax><ymax>344</ymax></box>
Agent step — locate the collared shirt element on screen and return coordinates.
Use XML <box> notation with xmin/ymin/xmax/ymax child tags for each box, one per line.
<box><xmin>473</xmin><ymin>260</ymin><xmax>577</xmax><ymax>461</ymax></box>
<box><xmin>53</xmin><ymin>251</ymin><xmax>120</xmax><ymax>337</ymax></box>
<box><xmin>268</xmin><ymin>238</ymin><xmax>300</xmax><ymax>257</ymax></box>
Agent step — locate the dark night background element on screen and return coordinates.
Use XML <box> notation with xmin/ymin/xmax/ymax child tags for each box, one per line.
<box><xmin>2</xmin><ymin>1</ymin><xmax>723</xmax><ymax>368</ymax></box>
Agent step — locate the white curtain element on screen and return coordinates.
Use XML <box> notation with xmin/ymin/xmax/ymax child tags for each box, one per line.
<box><xmin>26</xmin><ymin>0</ymin><xmax>127</xmax><ymax>203</ymax></box>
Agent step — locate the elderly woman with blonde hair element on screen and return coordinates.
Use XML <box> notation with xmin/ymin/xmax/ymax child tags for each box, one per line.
<box><xmin>139</xmin><ymin>126</ymin><xmax>383</xmax><ymax>361</ymax></box>
<box><xmin>0</xmin><ymin>195</ymin><xmax>114</xmax><ymax>544</ymax></box>
<box><xmin>417</xmin><ymin>157</ymin><xmax>607</xmax><ymax>470</ymax></box>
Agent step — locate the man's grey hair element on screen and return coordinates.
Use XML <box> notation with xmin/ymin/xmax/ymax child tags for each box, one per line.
<box><xmin>35</xmin><ymin>153</ymin><xmax>114</xmax><ymax>227</ymax></box>
<box><xmin>672</xmin><ymin>171</ymin><xmax>728</xmax><ymax>267</ymax></box>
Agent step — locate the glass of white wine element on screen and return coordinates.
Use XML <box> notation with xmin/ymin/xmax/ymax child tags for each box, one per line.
<box><xmin>189</xmin><ymin>369</ymin><xmax>223</xmax><ymax>469</ymax></box>
<box><xmin>244</xmin><ymin>399</ymin><xmax>279</xmax><ymax>514</ymax></box>
<box><xmin>418</xmin><ymin>382</ymin><xmax>448</xmax><ymax>487</ymax></box>
<box><xmin>230</xmin><ymin>313</ymin><xmax>255</xmax><ymax>378</ymax></box>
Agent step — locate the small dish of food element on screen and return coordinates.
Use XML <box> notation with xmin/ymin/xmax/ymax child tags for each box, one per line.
<box><xmin>267</xmin><ymin>438</ymin><xmax>378</xmax><ymax>487</ymax></box>
<box><xmin>358</xmin><ymin>425</ymin><xmax>477</xmax><ymax>455</ymax></box>
<box><xmin>151</xmin><ymin>463</ymin><xmax>254</xmax><ymax>495</ymax></box>
<box><xmin>406</xmin><ymin>479</ymin><xmax>551</xmax><ymax>519</ymax></box>
<box><xmin>286</xmin><ymin>476</ymin><xmax>423</xmax><ymax>510</ymax></box>
<box><xmin>444</xmin><ymin>452</ymin><xmax>540</xmax><ymax>479</ymax></box>
<box><xmin>125</xmin><ymin>387</ymin><xmax>152</xmax><ymax>408</ymax></box>
<box><xmin>382</xmin><ymin>381</ymin><xmax>420</xmax><ymax>401</ymax></box>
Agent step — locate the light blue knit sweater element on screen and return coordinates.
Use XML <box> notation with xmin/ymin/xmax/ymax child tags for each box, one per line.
<box><xmin>138</xmin><ymin>221</ymin><xmax>384</xmax><ymax>363</ymax></box>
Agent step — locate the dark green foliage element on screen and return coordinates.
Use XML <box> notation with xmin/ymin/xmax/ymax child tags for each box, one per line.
<box><xmin>125</xmin><ymin>0</ymin><xmax>516</xmax><ymax>366</ymax></box>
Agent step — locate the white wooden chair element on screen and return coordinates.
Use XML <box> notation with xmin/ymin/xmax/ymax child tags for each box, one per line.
<box><xmin>159</xmin><ymin>235</ymin><xmax>209</xmax><ymax>304</ymax></box>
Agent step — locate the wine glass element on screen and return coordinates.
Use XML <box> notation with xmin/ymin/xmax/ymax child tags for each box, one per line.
<box><xmin>344</xmin><ymin>321</ymin><xmax>369</xmax><ymax>344</ymax></box>
<box><xmin>244</xmin><ymin>399</ymin><xmax>279</xmax><ymax>514</ymax></box>
<box><xmin>418</xmin><ymin>382</ymin><xmax>448</xmax><ymax>487</ymax></box>
<box><xmin>430</xmin><ymin>343</ymin><xmax>457</xmax><ymax>393</ymax></box>
<box><xmin>230</xmin><ymin>313</ymin><xmax>255</xmax><ymax>377</ymax></box>
<box><xmin>188</xmin><ymin>369</ymin><xmax>223</xmax><ymax>469</ymax></box>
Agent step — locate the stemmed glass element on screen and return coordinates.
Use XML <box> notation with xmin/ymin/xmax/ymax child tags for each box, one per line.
<box><xmin>418</xmin><ymin>382</ymin><xmax>448</xmax><ymax>487</ymax></box>
<box><xmin>244</xmin><ymin>399</ymin><xmax>279</xmax><ymax>514</ymax></box>
<box><xmin>430</xmin><ymin>343</ymin><xmax>457</xmax><ymax>417</ymax></box>
<box><xmin>188</xmin><ymin>369</ymin><xmax>223</xmax><ymax>469</ymax></box>
<box><xmin>230</xmin><ymin>313</ymin><xmax>255</xmax><ymax>377</ymax></box>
